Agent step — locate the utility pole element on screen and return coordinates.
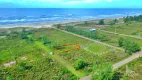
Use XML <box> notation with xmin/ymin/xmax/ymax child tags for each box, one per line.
<box><xmin>115</xmin><ymin>27</ymin><xmax>116</xmax><ymax>33</ymax></box>
<box><xmin>139</xmin><ymin>31</ymin><xmax>141</xmax><ymax>38</ymax></box>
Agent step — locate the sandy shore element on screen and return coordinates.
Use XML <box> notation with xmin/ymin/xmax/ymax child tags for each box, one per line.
<box><xmin>0</xmin><ymin>17</ymin><xmax>120</xmax><ymax>29</ymax></box>
<box><xmin>0</xmin><ymin>22</ymin><xmax>54</xmax><ymax>29</ymax></box>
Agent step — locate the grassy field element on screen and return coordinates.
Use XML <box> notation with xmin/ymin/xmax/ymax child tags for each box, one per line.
<box><xmin>32</xmin><ymin>28</ymin><xmax>128</xmax><ymax>74</ymax></box>
<box><xmin>103</xmin><ymin>21</ymin><xmax>142</xmax><ymax>38</ymax></box>
<box><xmin>68</xmin><ymin>22</ymin><xmax>142</xmax><ymax>49</ymax></box>
<box><xmin>1</xmin><ymin>20</ymin><xmax>141</xmax><ymax>80</ymax></box>
<box><xmin>98</xmin><ymin>30</ymin><xmax>142</xmax><ymax>48</ymax></box>
<box><xmin>55</xmin><ymin>20</ymin><xmax>142</xmax><ymax>79</ymax></box>
<box><xmin>117</xmin><ymin>57</ymin><xmax>142</xmax><ymax>80</ymax></box>
<box><xmin>0</xmin><ymin>31</ymin><xmax>78</xmax><ymax>80</ymax></box>
<box><xmin>0</xmin><ymin>38</ymin><xmax>37</xmax><ymax>64</ymax></box>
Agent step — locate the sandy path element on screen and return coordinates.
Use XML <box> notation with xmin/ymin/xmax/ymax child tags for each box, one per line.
<box><xmin>112</xmin><ymin>51</ymin><xmax>142</xmax><ymax>70</ymax></box>
<box><xmin>1</xmin><ymin>61</ymin><xmax>16</xmax><ymax>67</ymax></box>
<box><xmin>80</xmin><ymin>51</ymin><xmax>142</xmax><ymax>80</ymax></box>
<box><xmin>100</xmin><ymin>30</ymin><xmax>142</xmax><ymax>40</ymax></box>
<box><xmin>54</xmin><ymin>28</ymin><xmax>142</xmax><ymax>80</ymax></box>
<box><xmin>54</xmin><ymin>28</ymin><xmax>124</xmax><ymax>51</ymax></box>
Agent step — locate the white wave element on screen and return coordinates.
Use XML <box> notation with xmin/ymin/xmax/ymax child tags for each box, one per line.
<box><xmin>0</xmin><ymin>19</ymin><xmax>26</xmax><ymax>22</ymax></box>
<box><xmin>67</xmin><ymin>14</ymin><xmax>73</xmax><ymax>16</ymax></box>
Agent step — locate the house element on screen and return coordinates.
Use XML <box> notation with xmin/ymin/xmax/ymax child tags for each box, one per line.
<box><xmin>89</xmin><ymin>29</ymin><xmax>96</xmax><ymax>32</ymax></box>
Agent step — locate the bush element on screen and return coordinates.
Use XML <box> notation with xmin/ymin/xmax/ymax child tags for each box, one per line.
<box><xmin>125</xmin><ymin>41</ymin><xmax>141</xmax><ymax>54</ymax></box>
<box><xmin>92</xmin><ymin>63</ymin><xmax>114</xmax><ymax>80</ymax></box>
<box><xmin>118</xmin><ymin>38</ymin><xmax>141</xmax><ymax>54</ymax></box>
<box><xmin>98</xmin><ymin>19</ymin><xmax>104</xmax><ymax>25</ymax></box>
<box><xmin>84</xmin><ymin>21</ymin><xmax>88</xmax><ymax>25</ymax></box>
<box><xmin>109</xmin><ymin>19</ymin><xmax>118</xmax><ymax>25</ymax></box>
<box><xmin>19</xmin><ymin>62</ymin><xmax>32</xmax><ymax>71</ymax></box>
<box><xmin>41</xmin><ymin>35</ymin><xmax>50</xmax><ymax>45</ymax></box>
<box><xmin>123</xmin><ymin>15</ymin><xmax>142</xmax><ymax>23</ymax></box>
<box><xmin>19</xmin><ymin>62</ymin><xmax>27</xmax><ymax>71</ymax></box>
<box><xmin>64</xmin><ymin>26</ymin><xmax>109</xmax><ymax>42</ymax></box>
<box><xmin>73</xmin><ymin>59</ymin><xmax>87</xmax><ymax>70</ymax></box>
<box><xmin>118</xmin><ymin>37</ymin><xmax>125</xmax><ymax>47</ymax></box>
<box><xmin>56</xmin><ymin>24</ymin><xmax>61</xmax><ymax>28</ymax></box>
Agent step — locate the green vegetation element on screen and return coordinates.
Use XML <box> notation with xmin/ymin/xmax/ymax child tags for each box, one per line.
<box><xmin>118</xmin><ymin>38</ymin><xmax>141</xmax><ymax>54</ymax></box>
<box><xmin>63</xmin><ymin>25</ymin><xmax>109</xmax><ymax>41</ymax></box>
<box><xmin>84</xmin><ymin>21</ymin><xmax>88</xmax><ymax>25</ymax></box>
<box><xmin>109</xmin><ymin>19</ymin><xmax>118</xmax><ymax>25</ymax></box>
<box><xmin>92</xmin><ymin>63</ymin><xmax>114</xmax><ymax>80</ymax></box>
<box><xmin>0</xmin><ymin>28</ymin><xmax>78</xmax><ymax>80</ymax></box>
<box><xmin>98</xmin><ymin>19</ymin><xmax>104</xmax><ymax>25</ymax></box>
<box><xmin>41</xmin><ymin>35</ymin><xmax>50</xmax><ymax>45</ymax></box>
<box><xmin>31</xmin><ymin>28</ymin><xmax>128</xmax><ymax>76</ymax></box>
<box><xmin>73</xmin><ymin>59</ymin><xmax>87</xmax><ymax>70</ymax></box>
<box><xmin>103</xmin><ymin>20</ymin><xmax>142</xmax><ymax>38</ymax></box>
<box><xmin>123</xmin><ymin>15</ymin><xmax>142</xmax><ymax>23</ymax></box>
<box><xmin>1</xmin><ymin>16</ymin><xmax>142</xmax><ymax>80</ymax></box>
<box><xmin>118</xmin><ymin>57</ymin><xmax>142</xmax><ymax>80</ymax></box>
<box><xmin>55</xmin><ymin>17</ymin><xmax>142</xmax><ymax>80</ymax></box>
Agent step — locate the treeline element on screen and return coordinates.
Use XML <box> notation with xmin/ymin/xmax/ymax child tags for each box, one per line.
<box><xmin>118</xmin><ymin>37</ymin><xmax>141</xmax><ymax>54</ymax></box>
<box><xmin>123</xmin><ymin>15</ymin><xmax>142</xmax><ymax>23</ymax></box>
<box><xmin>62</xmin><ymin>25</ymin><xmax>109</xmax><ymax>41</ymax></box>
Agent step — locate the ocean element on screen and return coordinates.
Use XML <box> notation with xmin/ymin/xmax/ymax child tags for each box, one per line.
<box><xmin>0</xmin><ymin>8</ymin><xmax>142</xmax><ymax>25</ymax></box>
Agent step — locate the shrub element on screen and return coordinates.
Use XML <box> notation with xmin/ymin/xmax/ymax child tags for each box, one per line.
<box><xmin>28</xmin><ymin>36</ymin><xmax>35</xmax><ymax>42</ymax></box>
<box><xmin>118</xmin><ymin>38</ymin><xmax>141</xmax><ymax>54</ymax></box>
<box><xmin>56</xmin><ymin>24</ymin><xmax>61</xmax><ymax>28</ymax></box>
<box><xmin>118</xmin><ymin>37</ymin><xmax>125</xmax><ymax>47</ymax></box>
<box><xmin>92</xmin><ymin>63</ymin><xmax>114</xmax><ymax>80</ymax></box>
<box><xmin>125</xmin><ymin>41</ymin><xmax>141</xmax><ymax>54</ymax></box>
<box><xmin>98</xmin><ymin>19</ymin><xmax>104</xmax><ymax>25</ymax></box>
<box><xmin>41</xmin><ymin>35</ymin><xmax>50</xmax><ymax>45</ymax></box>
<box><xmin>19</xmin><ymin>62</ymin><xmax>32</xmax><ymax>71</ymax></box>
<box><xmin>84</xmin><ymin>21</ymin><xmax>88</xmax><ymax>25</ymax></box>
<box><xmin>6</xmin><ymin>76</ymin><xmax>12</xmax><ymax>80</ymax></box>
<box><xmin>73</xmin><ymin>59</ymin><xmax>87</xmax><ymax>70</ymax></box>
<box><xmin>19</xmin><ymin>62</ymin><xmax>27</xmax><ymax>71</ymax></box>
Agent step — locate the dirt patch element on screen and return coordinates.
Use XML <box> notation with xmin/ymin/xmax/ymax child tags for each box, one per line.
<box><xmin>54</xmin><ymin>44</ymin><xmax>80</xmax><ymax>53</ymax></box>
<box><xmin>0</xmin><ymin>36</ymin><xmax>6</xmax><ymax>38</ymax></box>
<box><xmin>21</xmin><ymin>57</ymin><xmax>27</xmax><ymax>60</ymax></box>
<box><xmin>3</xmin><ymin>61</ymin><xmax>16</xmax><ymax>67</ymax></box>
<box><xmin>80</xmin><ymin>25</ymin><xmax>108</xmax><ymax>29</ymax></box>
<box><xmin>29</xmin><ymin>60</ymin><xmax>34</xmax><ymax>62</ymax></box>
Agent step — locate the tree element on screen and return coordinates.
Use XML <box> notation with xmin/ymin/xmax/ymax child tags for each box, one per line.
<box><xmin>125</xmin><ymin>41</ymin><xmax>141</xmax><ymax>54</ymax></box>
<box><xmin>6</xmin><ymin>76</ymin><xmax>12</xmax><ymax>80</ymax></box>
<box><xmin>41</xmin><ymin>35</ymin><xmax>49</xmax><ymax>45</ymax></box>
<box><xmin>20</xmin><ymin>28</ymin><xmax>27</xmax><ymax>39</ymax></box>
<box><xmin>73</xmin><ymin>59</ymin><xmax>87</xmax><ymax>70</ymax></box>
<box><xmin>124</xmin><ymin>16</ymin><xmax>129</xmax><ymax>23</ymax></box>
<box><xmin>28</xmin><ymin>35</ymin><xmax>35</xmax><ymax>42</ymax></box>
<box><xmin>118</xmin><ymin>37</ymin><xmax>125</xmax><ymax>47</ymax></box>
<box><xmin>98</xmin><ymin>19</ymin><xmax>104</xmax><ymax>25</ymax></box>
<box><xmin>110</xmin><ymin>19</ymin><xmax>118</xmax><ymax>25</ymax></box>
<box><xmin>118</xmin><ymin>38</ymin><xmax>141</xmax><ymax>54</ymax></box>
<box><xmin>19</xmin><ymin>62</ymin><xmax>27</xmax><ymax>71</ymax></box>
<box><xmin>114</xmin><ymin>19</ymin><xmax>118</xmax><ymax>23</ymax></box>
<box><xmin>57</xmin><ymin>24</ymin><xmax>61</xmax><ymax>29</ymax></box>
<box><xmin>84</xmin><ymin>21</ymin><xmax>88</xmax><ymax>25</ymax></box>
<box><xmin>123</xmin><ymin>15</ymin><xmax>142</xmax><ymax>22</ymax></box>
<box><xmin>92</xmin><ymin>63</ymin><xmax>114</xmax><ymax>80</ymax></box>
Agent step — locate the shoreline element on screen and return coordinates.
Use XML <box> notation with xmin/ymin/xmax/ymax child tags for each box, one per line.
<box><xmin>0</xmin><ymin>17</ymin><xmax>122</xmax><ymax>29</ymax></box>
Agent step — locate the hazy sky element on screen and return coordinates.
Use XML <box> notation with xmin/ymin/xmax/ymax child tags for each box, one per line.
<box><xmin>0</xmin><ymin>0</ymin><xmax>141</xmax><ymax>8</ymax></box>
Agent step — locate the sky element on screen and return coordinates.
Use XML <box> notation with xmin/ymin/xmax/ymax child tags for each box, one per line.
<box><xmin>0</xmin><ymin>0</ymin><xmax>142</xmax><ymax>8</ymax></box>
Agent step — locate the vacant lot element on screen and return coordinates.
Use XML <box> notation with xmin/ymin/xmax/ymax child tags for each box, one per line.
<box><xmin>0</xmin><ymin>31</ymin><xmax>78</xmax><ymax>80</ymax></box>
<box><xmin>32</xmin><ymin>28</ymin><xmax>128</xmax><ymax>74</ymax></box>
<box><xmin>0</xmin><ymin>26</ymin><xmax>135</xmax><ymax>79</ymax></box>
<box><xmin>103</xmin><ymin>21</ymin><xmax>142</xmax><ymax>38</ymax></box>
<box><xmin>118</xmin><ymin>57</ymin><xmax>142</xmax><ymax>80</ymax></box>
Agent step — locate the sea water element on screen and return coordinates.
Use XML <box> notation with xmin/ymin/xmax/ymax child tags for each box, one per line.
<box><xmin>0</xmin><ymin>8</ymin><xmax>142</xmax><ymax>25</ymax></box>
